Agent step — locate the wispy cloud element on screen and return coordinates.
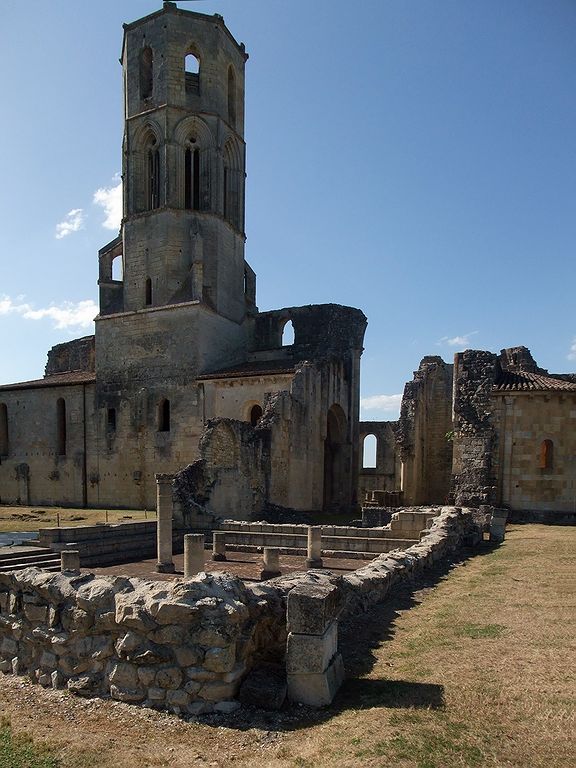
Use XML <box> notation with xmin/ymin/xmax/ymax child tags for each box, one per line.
<box><xmin>93</xmin><ymin>174</ymin><xmax>122</xmax><ymax>231</ymax></box>
<box><xmin>0</xmin><ymin>296</ymin><xmax>97</xmax><ymax>330</ymax></box>
<box><xmin>437</xmin><ymin>331</ymin><xmax>478</xmax><ymax>349</ymax></box>
<box><xmin>568</xmin><ymin>338</ymin><xmax>576</xmax><ymax>361</ymax></box>
<box><xmin>360</xmin><ymin>393</ymin><xmax>403</xmax><ymax>418</ymax></box>
<box><xmin>55</xmin><ymin>208</ymin><xmax>84</xmax><ymax>239</ymax></box>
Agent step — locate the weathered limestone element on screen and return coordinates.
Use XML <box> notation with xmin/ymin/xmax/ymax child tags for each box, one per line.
<box><xmin>306</xmin><ymin>526</ymin><xmax>323</xmax><ymax>569</ymax></box>
<box><xmin>184</xmin><ymin>534</ymin><xmax>205</xmax><ymax>577</ymax></box>
<box><xmin>490</xmin><ymin>509</ymin><xmax>508</xmax><ymax>542</ymax></box>
<box><xmin>212</xmin><ymin>532</ymin><xmax>227</xmax><ymax>562</ymax></box>
<box><xmin>156</xmin><ymin>474</ymin><xmax>175</xmax><ymax>574</ymax></box>
<box><xmin>60</xmin><ymin>550</ymin><xmax>80</xmax><ymax>574</ymax></box>
<box><xmin>260</xmin><ymin>548</ymin><xmax>281</xmax><ymax>580</ymax></box>
<box><xmin>286</xmin><ymin>577</ymin><xmax>344</xmax><ymax>707</ymax></box>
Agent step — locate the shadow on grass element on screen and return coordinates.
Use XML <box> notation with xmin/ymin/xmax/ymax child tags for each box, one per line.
<box><xmin>336</xmin><ymin>678</ymin><xmax>445</xmax><ymax>711</ymax></box>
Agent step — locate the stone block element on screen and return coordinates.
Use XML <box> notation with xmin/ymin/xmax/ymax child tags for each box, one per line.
<box><xmin>286</xmin><ymin>622</ymin><xmax>338</xmax><ymax>675</ymax></box>
<box><xmin>204</xmin><ymin>645</ymin><xmax>235</xmax><ymax>673</ymax></box>
<box><xmin>108</xmin><ymin>661</ymin><xmax>139</xmax><ymax>689</ymax></box>
<box><xmin>110</xmin><ymin>684</ymin><xmax>146</xmax><ymax>703</ymax></box>
<box><xmin>198</xmin><ymin>680</ymin><xmax>238</xmax><ymax>702</ymax></box>
<box><xmin>287</xmin><ymin>580</ymin><xmax>342</xmax><ymax>635</ymax></box>
<box><xmin>287</xmin><ymin>652</ymin><xmax>345</xmax><ymax>707</ymax></box>
<box><xmin>174</xmin><ymin>645</ymin><xmax>202</xmax><ymax>667</ymax></box>
<box><xmin>166</xmin><ymin>689</ymin><xmax>190</xmax><ymax>709</ymax></box>
<box><xmin>156</xmin><ymin>667</ymin><xmax>182</xmax><ymax>690</ymax></box>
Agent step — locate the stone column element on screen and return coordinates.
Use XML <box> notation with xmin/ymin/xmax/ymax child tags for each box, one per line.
<box><xmin>260</xmin><ymin>547</ymin><xmax>281</xmax><ymax>580</ymax></box>
<box><xmin>286</xmin><ymin>577</ymin><xmax>344</xmax><ymax>707</ymax></box>
<box><xmin>490</xmin><ymin>508</ymin><xmax>508</xmax><ymax>543</ymax></box>
<box><xmin>60</xmin><ymin>550</ymin><xmax>80</xmax><ymax>574</ymax></box>
<box><xmin>184</xmin><ymin>534</ymin><xmax>205</xmax><ymax>577</ymax></box>
<box><xmin>156</xmin><ymin>473</ymin><xmax>175</xmax><ymax>573</ymax></box>
<box><xmin>212</xmin><ymin>532</ymin><xmax>227</xmax><ymax>561</ymax></box>
<box><xmin>306</xmin><ymin>526</ymin><xmax>323</xmax><ymax>569</ymax></box>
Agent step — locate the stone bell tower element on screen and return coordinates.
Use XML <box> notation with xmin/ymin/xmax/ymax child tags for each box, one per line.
<box><xmin>96</xmin><ymin>2</ymin><xmax>256</xmax><ymax>385</ymax></box>
<box><xmin>121</xmin><ymin>1</ymin><xmax>251</xmax><ymax>321</ymax></box>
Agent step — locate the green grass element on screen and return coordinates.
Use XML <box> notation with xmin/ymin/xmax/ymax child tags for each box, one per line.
<box><xmin>0</xmin><ymin>719</ymin><xmax>59</xmax><ymax>768</ymax></box>
<box><xmin>455</xmin><ymin>623</ymin><xmax>506</xmax><ymax>639</ymax></box>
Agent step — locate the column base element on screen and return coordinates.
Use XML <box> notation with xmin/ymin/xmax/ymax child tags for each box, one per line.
<box><xmin>305</xmin><ymin>558</ymin><xmax>323</xmax><ymax>569</ymax></box>
<box><xmin>260</xmin><ymin>569</ymin><xmax>281</xmax><ymax>581</ymax></box>
<box><xmin>156</xmin><ymin>562</ymin><xmax>176</xmax><ymax>573</ymax></box>
<box><xmin>213</xmin><ymin>553</ymin><xmax>227</xmax><ymax>562</ymax></box>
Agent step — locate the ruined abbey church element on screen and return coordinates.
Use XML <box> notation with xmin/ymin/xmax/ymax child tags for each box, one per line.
<box><xmin>0</xmin><ymin>3</ymin><xmax>366</xmax><ymax>515</ymax></box>
<box><xmin>1</xmin><ymin>3</ymin><xmax>574</xmax><ymax>522</ymax></box>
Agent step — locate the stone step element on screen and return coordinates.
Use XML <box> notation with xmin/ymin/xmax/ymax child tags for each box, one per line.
<box><xmin>0</xmin><ymin>547</ymin><xmax>61</xmax><ymax>572</ymax></box>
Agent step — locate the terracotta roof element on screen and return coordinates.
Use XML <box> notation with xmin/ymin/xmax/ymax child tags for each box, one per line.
<box><xmin>197</xmin><ymin>359</ymin><xmax>295</xmax><ymax>381</ymax></box>
<box><xmin>0</xmin><ymin>371</ymin><xmax>96</xmax><ymax>392</ymax></box>
<box><xmin>493</xmin><ymin>370</ymin><xmax>576</xmax><ymax>393</ymax></box>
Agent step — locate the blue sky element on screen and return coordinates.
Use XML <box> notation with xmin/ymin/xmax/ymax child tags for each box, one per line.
<box><xmin>1</xmin><ymin>0</ymin><xmax>575</xmax><ymax>421</ymax></box>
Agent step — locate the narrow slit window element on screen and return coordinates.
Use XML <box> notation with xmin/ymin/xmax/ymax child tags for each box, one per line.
<box><xmin>227</xmin><ymin>66</ymin><xmax>236</xmax><ymax>127</ymax></box>
<box><xmin>185</xmin><ymin>53</ymin><xmax>200</xmax><ymax>93</ymax></box>
<box><xmin>56</xmin><ymin>398</ymin><xmax>66</xmax><ymax>456</ymax></box>
<box><xmin>158</xmin><ymin>399</ymin><xmax>170</xmax><ymax>432</ymax></box>
<box><xmin>185</xmin><ymin>144</ymin><xmax>200</xmax><ymax>210</ymax></box>
<box><xmin>140</xmin><ymin>46</ymin><xmax>153</xmax><ymax>99</ymax></box>
<box><xmin>107</xmin><ymin>408</ymin><xmax>117</xmax><ymax>432</ymax></box>
<box><xmin>540</xmin><ymin>439</ymin><xmax>554</xmax><ymax>470</ymax></box>
<box><xmin>0</xmin><ymin>403</ymin><xmax>8</xmax><ymax>456</ymax></box>
<box><xmin>148</xmin><ymin>146</ymin><xmax>160</xmax><ymax>210</ymax></box>
<box><xmin>145</xmin><ymin>277</ymin><xmax>152</xmax><ymax>306</ymax></box>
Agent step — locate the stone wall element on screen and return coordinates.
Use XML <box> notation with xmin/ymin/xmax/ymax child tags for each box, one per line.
<box><xmin>0</xmin><ymin>506</ymin><xmax>482</xmax><ymax>711</ymax></box>
<box><xmin>358</xmin><ymin>421</ymin><xmax>400</xmax><ymax>500</ymax></box>
<box><xmin>451</xmin><ymin>351</ymin><xmax>500</xmax><ymax>507</ymax></box>
<box><xmin>45</xmin><ymin>336</ymin><xmax>96</xmax><ymax>376</ymax></box>
<box><xmin>396</xmin><ymin>357</ymin><xmax>454</xmax><ymax>505</ymax></box>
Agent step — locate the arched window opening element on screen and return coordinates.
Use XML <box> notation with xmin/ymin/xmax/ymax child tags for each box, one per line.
<box><xmin>185</xmin><ymin>53</ymin><xmax>200</xmax><ymax>93</ymax></box>
<box><xmin>184</xmin><ymin>140</ymin><xmax>200</xmax><ymax>210</ymax></box>
<box><xmin>362</xmin><ymin>434</ymin><xmax>377</xmax><ymax>469</ymax></box>
<box><xmin>158</xmin><ymin>399</ymin><xmax>171</xmax><ymax>432</ymax></box>
<box><xmin>282</xmin><ymin>320</ymin><xmax>295</xmax><ymax>346</ymax></box>
<box><xmin>227</xmin><ymin>66</ymin><xmax>236</xmax><ymax>127</ymax></box>
<box><xmin>112</xmin><ymin>255</ymin><xmax>123</xmax><ymax>281</ymax></box>
<box><xmin>140</xmin><ymin>46</ymin><xmax>153</xmax><ymax>99</ymax></box>
<box><xmin>223</xmin><ymin>140</ymin><xmax>241</xmax><ymax>230</ymax></box>
<box><xmin>56</xmin><ymin>398</ymin><xmax>66</xmax><ymax>456</ymax></box>
<box><xmin>107</xmin><ymin>408</ymin><xmax>117</xmax><ymax>433</ymax></box>
<box><xmin>145</xmin><ymin>277</ymin><xmax>152</xmax><ymax>306</ymax></box>
<box><xmin>147</xmin><ymin>140</ymin><xmax>160</xmax><ymax>211</ymax></box>
<box><xmin>540</xmin><ymin>439</ymin><xmax>554</xmax><ymax>471</ymax></box>
<box><xmin>0</xmin><ymin>404</ymin><xmax>8</xmax><ymax>456</ymax></box>
<box><xmin>250</xmin><ymin>404</ymin><xmax>263</xmax><ymax>427</ymax></box>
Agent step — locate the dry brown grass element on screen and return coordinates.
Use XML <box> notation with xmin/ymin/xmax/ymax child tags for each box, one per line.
<box><xmin>0</xmin><ymin>523</ymin><xmax>573</xmax><ymax>767</ymax></box>
<box><xmin>0</xmin><ymin>505</ymin><xmax>154</xmax><ymax>533</ymax></box>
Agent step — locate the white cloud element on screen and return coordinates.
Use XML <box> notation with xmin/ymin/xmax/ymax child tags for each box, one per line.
<box><xmin>55</xmin><ymin>208</ymin><xmax>84</xmax><ymax>239</ymax></box>
<box><xmin>438</xmin><ymin>331</ymin><xmax>478</xmax><ymax>348</ymax></box>
<box><xmin>0</xmin><ymin>296</ymin><xmax>97</xmax><ymax>330</ymax></box>
<box><xmin>360</xmin><ymin>393</ymin><xmax>403</xmax><ymax>417</ymax></box>
<box><xmin>568</xmin><ymin>338</ymin><xmax>576</xmax><ymax>361</ymax></box>
<box><xmin>93</xmin><ymin>174</ymin><xmax>122</xmax><ymax>231</ymax></box>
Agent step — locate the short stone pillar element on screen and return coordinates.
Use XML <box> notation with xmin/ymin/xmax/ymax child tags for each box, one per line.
<box><xmin>306</xmin><ymin>526</ymin><xmax>323</xmax><ymax>569</ymax></box>
<box><xmin>156</xmin><ymin>473</ymin><xmax>175</xmax><ymax>573</ymax></box>
<box><xmin>212</xmin><ymin>532</ymin><xmax>227</xmax><ymax>562</ymax></box>
<box><xmin>184</xmin><ymin>534</ymin><xmax>205</xmax><ymax>577</ymax></box>
<box><xmin>60</xmin><ymin>550</ymin><xmax>80</xmax><ymax>574</ymax></box>
<box><xmin>490</xmin><ymin>508</ymin><xmax>508</xmax><ymax>543</ymax></box>
<box><xmin>286</xmin><ymin>577</ymin><xmax>344</xmax><ymax>707</ymax></box>
<box><xmin>260</xmin><ymin>547</ymin><xmax>281</xmax><ymax>580</ymax></box>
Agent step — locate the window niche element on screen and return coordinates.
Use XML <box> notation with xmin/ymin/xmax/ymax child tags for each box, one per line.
<box><xmin>147</xmin><ymin>138</ymin><xmax>160</xmax><ymax>211</ymax></box>
<box><xmin>158</xmin><ymin>399</ymin><xmax>171</xmax><ymax>432</ymax></box>
<box><xmin>56</xmin><ymin>398</ymin><xmax>66</xmax><ymax>456</ymax></box>
<box><xmin>140</xmin><ymin>46</ymin><xmax>153</xmax><ymax>100</ymax></box>
<box><xmin>185</xmin><ymin>52</ymin><xmax>200</xmax><ymax>94</ymax></box>
<box><xmin>107</xmin><ymin>408</ymin><xmax>117</xmax><ymax>433</ymax></box>
<box><xmin>0</xmin><ymin>403</ymin><xmax>8</xmax><ymax>456</ymax></box>
<box><xmin>184</xmin><ymin>137</ymin><xmax>200</xmax><ymax>211</ymax></box>
<box><xmin>362</xmin><ymin>434</ymin><xmax>377</xmax><ymax>469</ymax></box>
<box><xmin>227</xmin><ymin>66</ymin><xmax>236</xmax><ymax>127</ymax></box>
<box><xmin>249</xmin><ymin>404</ymin><xmax>262</xmax><ymax>427</ymax></box>
<box><xmin>540</xmin><ymin>439</ymin><xmax>554</xmax><ymax>472</ymax></box>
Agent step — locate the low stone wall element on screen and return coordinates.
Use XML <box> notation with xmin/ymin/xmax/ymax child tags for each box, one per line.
<box><xmin>0</xmin><ymin>569</ymin><xmax>285</xmax><ymax>715</ymax></box>
<box><xmin>0</xmin><ymin>506</ymin><xmax>483</xmax><ymax>711</ymax></box>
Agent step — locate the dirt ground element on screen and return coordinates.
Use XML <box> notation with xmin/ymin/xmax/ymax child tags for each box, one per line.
<box><xmin>0</xmin><ymin>524</ymin><xmax>574</xmax><ymax>768</ymax></box>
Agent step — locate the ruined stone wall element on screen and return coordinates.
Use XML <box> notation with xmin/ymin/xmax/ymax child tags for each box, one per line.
<box><xmin>0</xmin><ymin>569</ymin><xmax>285</xmax><ymax>715</ymax></box>
<box><xmin>451</xmin><ymin>351</ymin><xmax>500</xmax><ymax>506</ymax></box>
<box><xmin>396</xmin><ymin>357</ymin><xmax>454</xmax><ymax>505</ymax></box>
<box><xmin>492</xmin><ymin>392</ymin><xmax>576</xmax><ymax>513</ymax></box>
<box><xmin>45</xmin><ymin>336</ymin><xmax>95</xmax><ymax>376</ymax></box>
<box><xmin>0</xmin><ymin>507</ymin><xmax>481</xmax><ymax>712</ymax></box>
<box><xmin>358</xmin><ymin>421</ymin><xmax>400</xmax><ymax>500</ymax></box>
